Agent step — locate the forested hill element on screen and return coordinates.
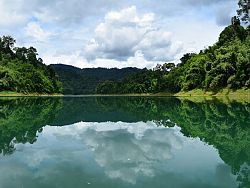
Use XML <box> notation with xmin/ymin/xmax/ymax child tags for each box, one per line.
<box><xmin>50</xmin><ymin>64</ymin><xmax>142</xmax><ymax>94</ymax></box>
<box><xmin>52</xmin><ymin>18</ymin><xmax>250</xmax><ymax>95</ymax></box>
<box><xmin>3</xmin><ymin>19</ymin><xmax>248</xmax><ymax>95</ymax></box>
<box><xmin>0</xmin><ymin>36</ymin><xmax>62</xmax><ymax>94</ymax></box>
<box><xmin>95</xmin><ymin>18</ymin><xmax>250</xmax><ymax>94</ymax></box>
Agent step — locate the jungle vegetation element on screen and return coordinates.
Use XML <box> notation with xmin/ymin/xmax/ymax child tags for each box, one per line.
<box><xmin>96</xmin><ymin>18</ymin><xmax>250</xmax><ymax>94</ymax></box>
<box><xmin>0</xmin><ymin>36</ymin><xmax>62</xmax><ymax>94</ymax></box>
<box><xmin>51</xmin><ymin>64</ymin><xmax>142</xmax><ymax>94</ymax></box>
<box><xmin>1</xmin><ymin>1</ymin><xmax>249</xmax><ymax>95</ymax></box>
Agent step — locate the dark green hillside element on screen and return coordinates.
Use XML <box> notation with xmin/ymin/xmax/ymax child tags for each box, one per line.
<box><xmin>51</xmin><ymin>64</ymin><xmax>142</xmax><ymax>94</ymax></box>
<box><xmin>0</xmin><ymin>36</ymin><xmax>62</xmax><ymax>94</ymax></box>
<box><xmin>180</xmin><ymin>18</ymin><xmax>250</xmax><ymax>91</ymax></box>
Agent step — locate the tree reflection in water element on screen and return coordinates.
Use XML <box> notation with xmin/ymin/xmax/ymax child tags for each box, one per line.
<box><xmin>0</xmin><ymin>96</ymin><xmax>249</xmax><ymax>187</ymax></box>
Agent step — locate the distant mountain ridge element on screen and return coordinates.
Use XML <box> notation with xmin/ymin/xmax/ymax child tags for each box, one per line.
<box><xmin>50</xmin><ymin>64</ymin><xmax>143</xmax><ymax>94</ymax></box>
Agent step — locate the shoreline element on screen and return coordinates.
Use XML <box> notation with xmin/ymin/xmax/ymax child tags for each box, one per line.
<box><xmin>0</xmin><ymin>89</ymin><xmax>249</xmax><ymax>97</ymax></box>
<box><xmin>174</xmin><ymin>88</ymin><xmax>250</xmax><ymax>97</ymax></box>
<box><xmin>0</xmin><ymin>91</ymin><xmax>63</xmax><ymax>97</ymax></box>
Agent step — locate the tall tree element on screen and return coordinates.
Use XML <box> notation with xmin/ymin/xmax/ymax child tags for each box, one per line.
<box><xmin>14</xmin><ymin>47</ymin><xmax>28</xmax><ymax>61</ymax></box>
<box><xmin>27</xmin><ymin>47</ymin><xmax>38</xmax><ymax>63</ymax></box>
<box><xmin>1</xmin><ymin>36</ymin><xmax>16</xmax><ymax>49</ymax></box>
<box><xmin>237</xmin><ymin>0</ymin><xmax>250</xmax><ymax>24</ymax></box>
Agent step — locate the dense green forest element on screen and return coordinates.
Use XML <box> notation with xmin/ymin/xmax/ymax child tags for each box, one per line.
<box><xmin>51</xmin><ymin>64</ymin><xmax>142</xmax><ymax>94</ymax></box>
<box><xmin>2</xmin><ymin>18</ymin><xmax>248</xmax><ymax>95</ymax></box>
<box><xmin>1</xmin><ymin>1</ymin><xmax>249</xmax><ymax>95</ymax></box>
<box><xmin>96</xmin><ymin>19</ymin><xmax>250</xmax><ymax>94</ymax></box>
<box><xmin>0</xmin><ymin>36</ymin><xmax>62</xmax><ymax>94</ymax></box>
<box><xmin>51</xmin><ymin>16</ymin><xmax>250</xmax><ymax>95</ymax></box>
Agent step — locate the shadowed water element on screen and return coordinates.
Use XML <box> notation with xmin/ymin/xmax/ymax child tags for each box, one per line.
<box><xmin>0</xmin><ymin>96</ymin><xmax>249</xmax><ymax>188</ymax></box>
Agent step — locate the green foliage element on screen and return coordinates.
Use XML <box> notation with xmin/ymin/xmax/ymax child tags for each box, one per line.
<box><xmin>219</xmin><ymin>19</ymin><xmax>246</xmax><ymax>46</ymax></box>
<box><xmin>95</xmin><ymin>21</ymin><xmax>250</xmax><ymax>94</ymax></box>
<box><xmin>51</xmin><ymin>64</ymin><xmax>142</xmax><ymax>94</ymax></box>
<box><xmin>0</xmin><ymin>35</ymin><xmax>62</xmax><ymax>94</ymax></box>
<box><xmin>237</xmin><ymin>0</ymin><xmax>250</xmax><ymax>24</ymax></box>
<box><xmin>182</xmin><ymin>55</ymin><xmax>207</xmax><ymax>90</ymax></box>
<box><xmin>96</xmin><ymin>80</ymin><xmax>118</xmax><ymax>94</ymax></box>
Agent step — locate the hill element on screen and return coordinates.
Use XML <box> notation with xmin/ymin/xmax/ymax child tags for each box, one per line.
<box><xmin>50</xmin><ymin>64</ymin><xmax>142</xmax><ymax>94</ymax></box>
<box><xmin>0</xmin><ymin>36</ymin><xmax>62</xmax><ymax>94</ymax></box>
<box><xmin>95</xmin><ymin>18</ymin><xmax>250</xmax><ymax>94</ymax></box>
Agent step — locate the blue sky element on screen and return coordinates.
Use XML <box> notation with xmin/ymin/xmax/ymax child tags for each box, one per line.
<box><xmin>0</xmin><ymin>0</ymin><xmax>237</xmax><ymax>68</ymax></box>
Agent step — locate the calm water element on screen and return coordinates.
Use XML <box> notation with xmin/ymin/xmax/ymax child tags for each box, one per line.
<box><xmin>0</xmin><ymin>97</ymin><xmax>249</xmax><ymax>188</ymax></box>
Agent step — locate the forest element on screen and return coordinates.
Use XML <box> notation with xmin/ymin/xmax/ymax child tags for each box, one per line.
<box><xmin>52</xmin><ymin>15</ymin><xmax>250</xmax><ymax>95</ymax></box>
<box><xmin>1</xmin><ymin>1</ymin><xmax>249</xmax><ymax>95</ymax></box>
<box><xmin>95</xmin><ymin>17</ymin><xmax>250</xmax><ymax>94</ymax></box>
<box><xmin>0</xmin><ymin>36</ymin><xmax>62</xmax><ymax>94</ymax></box>
<box><xmin>51</xmin><ymin>64</ymin><xmax>142</xmax><ymax>94</ymax></box>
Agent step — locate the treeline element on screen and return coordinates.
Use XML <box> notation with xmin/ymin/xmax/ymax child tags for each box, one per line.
<box><xmin>96</xmin><ymin>18</ymin><xmax>250</xmax><ymax>94</ymax></box>
<box><xmin>51</xmin><ymin>64</ymin><xmax>142</xmax><ymax>94</ymax></box>
<box><xmin>0</xmin><ymin>36</ymin><xmax>62</xmax><ymax>94</ymax></box>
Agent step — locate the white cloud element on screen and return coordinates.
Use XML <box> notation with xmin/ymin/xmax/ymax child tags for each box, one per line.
<box><xmin>43</xmin><ymin>51</ymin><xmax>91</xmax><ymax>68</ymax></box>
<box><xmin>135</xmin><ymin>30</ymin><xmax>183</xmax><ymax>61</ymax></box>
<box><xmin>0</xmin><ymin>0</ymin><xmax>239</xmax><ymax>68</ymax></box>
<box><xmin>83</xmin><ymin>6</ymin><xmax>183</xmax><ymax>63</ymax></box>
<box><xmin>25</xmin><ymin>22</ymin><xmax>53</xmax><ymax>42</ymax></box>
<box><xmin>127</xmin><ymin>51</ymin><xmax>156</xmax><ymax>68</ymax></box>
<box><xmin>0</xmin><ymin>0</ymin><xmax>27</xmax><ymax>27</ymax></box>
<box><xmin>185</xmin><ymin>0</ymin><xmax>235</xmax><ymax>6</ymax></box>
<box><xmin>0</xmin><ymin>122</ymin><xmax>238</xmax><ymax>187</ymax></box>
<box><xmin>165</xmin><ymin>17</ymin><xmax>226</xmax><ymax>56</ymax></box>
<box><xmin>45</xmin><ymin>50</ymin><xmax>158</xmax><ymax>69</ymax></box>
<box><xmin>50</xmin><ymin>121</ymin><xmax>184</xmax><ymax>184</ymax></box>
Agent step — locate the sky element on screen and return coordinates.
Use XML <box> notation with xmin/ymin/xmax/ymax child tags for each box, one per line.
<box><xmin>0</xmin><ymin>0</ymin><xmax>238</xmax><ymax>68</ymax></box>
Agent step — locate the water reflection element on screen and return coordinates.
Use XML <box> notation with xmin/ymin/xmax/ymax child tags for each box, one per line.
<box><xmin>0</xmin><ymin>96</ymin><xmax>249</xmax><ymax>187</ymax></box>
<box><xmin>78</xmin><ymin>122</ymin><xmax>182</xmax><ymax>184</ymax></box>
<box><xmin>0</xmin><ymin>122</ymin><xmax>237</xmax><ymax>188</ymax></box>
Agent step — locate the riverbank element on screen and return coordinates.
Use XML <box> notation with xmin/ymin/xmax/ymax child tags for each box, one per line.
<box><xmin>174</xmin><ymin>88</ymin><xmax>249</xmax><ymax>96</ymax></box>
<box><xmin>174</xmin><ymin>88</ymin><xmax>250</xmax><ymax>103</ymax></box>
<box><xmin>1</xmin><ymin>88</ymin><xmax>249</xmax><ymax>97</ymax></box>
<box><xmin>0</xmin><ymin>91</ymin><xmax>63</xmax><ymax>97</ymax></box>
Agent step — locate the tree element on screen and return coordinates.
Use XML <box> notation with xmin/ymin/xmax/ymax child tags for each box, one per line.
<box><xmin>1</xmin><ymin>36</ymin><xmax>16</xmax><ymax>49</ymax></box>
<box><xmin>232</xmin><ymin>16</ymin><xmax>241</xmax><ymax>26</ymax></box>
<box><xmin>218</xmin><ymin>23</ymin><xmax>246</xmax><ymax>45</ymax></box>
<box><xmin>0</xmin><ymin>36</ymin><xmax>16</xmax><ymax>55</ymax></box>
<box><xmin>179</xmin><ymin>53</ymin><xmax>195</xmax><ymax>67</ymax></box>
<box><xmin>237</xmin><ymin>0</ymin><xmax>250</xmax><ymax>24</ymax></box>
<box><xmin>0</xmin><ymin>37</ymin><xmax>2</xmax><ymax>49</ymax></box>
<box><xmin>14</xmin><ymin>47</ymin><xmax>27</xmax><ymax>61</ymax></box>
<box><xmin>0</xmin><ymin>35</ymin><xmax>62</xmax><ymax>94</ymax></box>
<box><xmin>162</xmin><ymin>63</ymin><xmax>175</xmax><ymax>71</ymax></box>
<box><xmin>27</xmin><ymin>47</ymin><xmax>38</xmax><ymax>63</ymax></box>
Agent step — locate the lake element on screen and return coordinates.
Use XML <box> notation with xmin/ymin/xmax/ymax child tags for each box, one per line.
<box><xmin>0</xmin><ymin>96</ymin><xmax>249</xmax><ymax>188</ymax></box>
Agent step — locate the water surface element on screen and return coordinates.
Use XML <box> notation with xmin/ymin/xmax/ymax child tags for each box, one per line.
<box><xmin>0</xmin><ymin>97</ymin><xmax>249</xmax><ymax>188</ymax></box>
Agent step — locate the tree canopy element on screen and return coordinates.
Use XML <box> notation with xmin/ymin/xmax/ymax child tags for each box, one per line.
<box><xmin>237</xmin><ymin>0</ymin><xmax>250</xmax><ymax>24</ymax></box>
<box><xmin>94</xmin><ymin>19</ymin><xmax>250</xmax><ymax>94</ymax></box>
<box><xmin>0</xmin><ymin>36</ymin><xmax>62</xmax><ymax>94</ymax></box>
